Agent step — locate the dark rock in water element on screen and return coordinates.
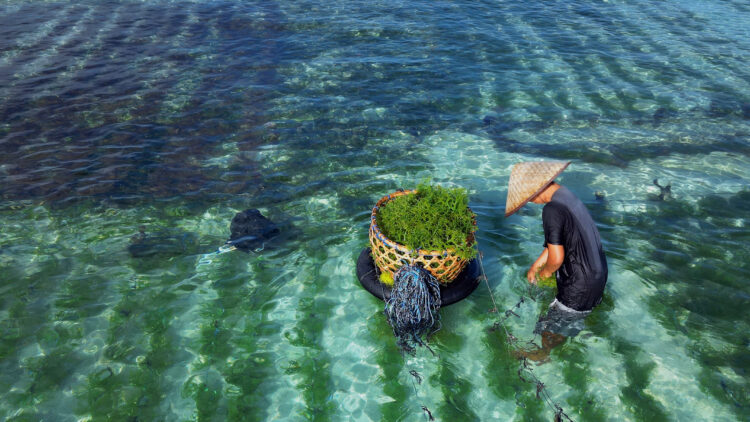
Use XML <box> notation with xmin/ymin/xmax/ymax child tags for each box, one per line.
<box><xmin>485</xmin><ymin>119</ymin><xmax>522</xmax><ymax>135</ymax></box>
<box><xmin>652</xmin><ymin>107</ymin><xmax>679</xmax><ymax>126</ymax></box>
<box><xmin>482</xmin><ymin>115</ymin><xmax>498</xmax><ymax>126</ymax></box>
<box><xmin>742</xmin><ymin>103</ymin><xmax>750</xmax><ymax>120</ymax></box>
<box><xmin>228</xmin><ymin>209</ymin><xmax>279</xmax><ymax>252</ymax></box>
<box><xmin>128</xmin><ymin>226</ymin><xmax>199</xmax><ymax>258</ymax></box>
<box><xmin>652</xmin><ymin>107</ymin><xmax>668</xmax><ymax>125</ymax></box>
<box><xmin>707</xmin><ymin>98</ymin><xmax>736</xmax><ymax>118</ymax></box>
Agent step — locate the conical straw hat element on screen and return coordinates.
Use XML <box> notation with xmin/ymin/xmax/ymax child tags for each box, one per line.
<box><xmin>505</xmin><ymin>161</ymin><xmax>571</xmax><ymax>217</ymax></box>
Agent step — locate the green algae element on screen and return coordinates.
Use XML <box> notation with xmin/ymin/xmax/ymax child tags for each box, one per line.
<box><xmin>606</xmin><ymin>189</ymin><xmax>750</xmax><ymax>420</ymax></box>
<box><xmin>482</xmin><ymin>322</ymin><xmax>549</xmax><ymax>421</ymax></box>
<box><xmin>75</xmin><ymin>285</ymin><xmax>185</xmax><ymax>421</ymax></box>
<box><xmin>430</xmin><ymin>330</ymin><xmax>480</xmax><ymax>421</ymax></box>
<box><xmin>557</xmin><ymin>342</ymin><xmax>609</xmax><ymax>422</ymax></box>
<box><xmin>289</xmin><ymin>294</ymin><xmax>337</xmax><ymax>421</ymax></box>
<box><xmin>376</xmin><ymin>182</ymin><xmax>477</xmax><ymax>260</ymax></box>
<box><xmin>370</xmin><ymin>318</ymin><xmax>412</xmax><ymax>421</ymax></box>
<box><xmin>614</xmin><ymin>337</ymin><xmax>670</xmax><ymax>421</ymax></box>
<box><xmin>192</xmin><ymin>255</ymin><xmax>288</xmax><ymax>422</ymax></box>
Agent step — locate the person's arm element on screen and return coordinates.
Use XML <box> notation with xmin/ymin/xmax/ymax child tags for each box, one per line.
<box><xmin>539</xmin><ymin>244</ymin><xmax>564</xmax><ymax>278</ymax></box>
<box><xmin>527</xmin><ymin>248</ymin><xmax>549</xmax><ymax>283</ymax></box>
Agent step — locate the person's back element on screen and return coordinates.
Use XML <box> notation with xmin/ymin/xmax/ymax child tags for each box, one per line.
<box><xmin>543</xmin><ymin>186</ymin><xmax>607</xmax><ymax>311</ymax></box>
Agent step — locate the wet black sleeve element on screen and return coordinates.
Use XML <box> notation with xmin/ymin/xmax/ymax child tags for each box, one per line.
<box><xmin>542</xmin><ymin>203</ymin><xmax>564</xmax><ymax>246</ymax></box>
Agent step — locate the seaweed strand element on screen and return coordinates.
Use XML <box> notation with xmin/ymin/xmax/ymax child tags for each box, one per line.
<box><xmin>477</xmin><ymin>246</ymin><xmax>575</xmax><ymax>422</ymax></box>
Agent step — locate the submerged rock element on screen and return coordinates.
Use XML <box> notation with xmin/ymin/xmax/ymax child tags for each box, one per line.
<box><xmin>652</xmin><ymin>107</ymin><xmax>675</xmax><ymax>125</ymax></box>
<box><xmin>128</xmin><ymin>226</ymin><xmax>199</xmax><ymax>258</ymax></box>
<box><xmin>707</xmin><ymin>97</ymin><xmax>742</xmax><ymax>118</ymax></box>
<box><xmin>227</xmin><ymin>209</ymin><xmax>279</xmax><ymax>252</ymax></box>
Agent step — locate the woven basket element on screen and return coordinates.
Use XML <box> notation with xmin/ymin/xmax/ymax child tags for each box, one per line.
<box><xmin>369</xmin><ymin>190</ymin><xmax>475</xmax><ymax>283</ymax></box>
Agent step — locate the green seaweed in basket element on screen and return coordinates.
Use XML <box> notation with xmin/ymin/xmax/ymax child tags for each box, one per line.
<box><xmin>376</xmin><ymin>182</ymin><xmax>476</xmax><ymax>260</ymax></box>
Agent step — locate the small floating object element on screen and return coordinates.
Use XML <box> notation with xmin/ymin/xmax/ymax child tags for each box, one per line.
<box><xmin>379</xmin><ymin>271</ymin><xmax>394</xmax><ymax>287</ymax></box>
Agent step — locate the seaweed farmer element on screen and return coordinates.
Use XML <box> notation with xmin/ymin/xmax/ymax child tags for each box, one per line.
<box><xmin>505</xmin><ymin>161</ymin><xmax>608</xmax><ymax>361</ymax></box>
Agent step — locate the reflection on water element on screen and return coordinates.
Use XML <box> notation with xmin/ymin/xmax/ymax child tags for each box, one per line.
<box><xmin>1</xmin><ymin>0</ymin><xmax>749</xmax><ymax>420</ymax></box>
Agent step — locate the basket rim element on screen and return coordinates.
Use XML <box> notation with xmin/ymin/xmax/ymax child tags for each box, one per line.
<box><xmin>370</xmin><ymin>189</ymin><xmax>476</xmax><ymax>256</ymax></box>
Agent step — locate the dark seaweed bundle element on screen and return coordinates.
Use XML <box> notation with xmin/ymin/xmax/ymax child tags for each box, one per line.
<box><xmin>384</xmin><ymin>264</ymin><xmax>441</xmax><ymax>354</ymax></box>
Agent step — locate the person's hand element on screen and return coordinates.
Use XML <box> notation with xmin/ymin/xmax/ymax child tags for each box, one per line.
<box><xmin>526</xmin><ymin>266</ymin><xmax>538</xmax><ymax>284</ymax></box>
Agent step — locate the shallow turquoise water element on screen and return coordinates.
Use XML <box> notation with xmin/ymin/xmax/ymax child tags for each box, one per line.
<box><xmin>1</xmin><ymin>0</ymin><xmax>749</xmax><ymax>420</ymax></box>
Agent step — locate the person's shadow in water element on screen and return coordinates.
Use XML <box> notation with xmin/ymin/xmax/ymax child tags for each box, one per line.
<box><xmin>514</xmin><ymin>331</ymin><xmax>567</xmax><ymax>364</ymax></box>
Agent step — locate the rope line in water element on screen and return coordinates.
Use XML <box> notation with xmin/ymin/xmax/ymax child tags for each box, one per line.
<box><xmin>384</xmin><ymin>264</ymin><xmax>442</xmax><ymax>355</ymax></box>
<box><xmin>408</xmin><ymin>369</ymin><xmax>434</xmax><ymax>421</ymax></box>
<box><xmin>476</xmin><ymin>244</ymin><xmax>575</xmax><ymax>422</ymax></box>
<box><xmin>366</xmin><ymin>263</ymin><xmax>440</xmax><ymax>421</ymax></box>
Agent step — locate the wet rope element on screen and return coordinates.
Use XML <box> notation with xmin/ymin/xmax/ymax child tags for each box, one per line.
<box><xmin>389</xmin><ymin>263</ymin><xmax>440</xmax><ymax>419</ymax></box>
<box><xmin>364</xmin><ymin>256</ymin><xmax>438</xmax><ymax>420</ymax></box>
<box><xmin>477</xmin><ymin>244</ymin><xmax>575</xmax><ymax>422</ymax></box>
<box><xmin>384</xmin><ymin>264</ymin><xmax>442</xmax><ymax>355</ymax></box>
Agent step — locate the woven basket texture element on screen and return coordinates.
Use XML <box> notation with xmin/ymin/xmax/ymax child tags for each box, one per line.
<box><xmin>369</xmin><ymin>190</ymin><xmax>474</xmax><ymax>283</ymax></box>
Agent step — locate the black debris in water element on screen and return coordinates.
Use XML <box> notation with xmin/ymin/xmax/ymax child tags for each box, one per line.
<box><xmin>384</xmin><ymin>264</ymin><xmax>441</xmax><ymax>355</ymax></box>
<box><xmin>409</xmin><ymin>370</ymin><xmax>422</xmax><ymax>385</ymax></box>
<box><xmin>421</xmin><ymin>405</ymin><xmax>435</xmax><ymax>421</ymax></box>
<box><xmin>653</xmin><ymin>179</ymin><xmax>672</xmax><ymax>201</ymax></box>
<box><xmin>742</xmin><ymin>103</ymin><xmax>750</xmax><ymax>120</ymax></box>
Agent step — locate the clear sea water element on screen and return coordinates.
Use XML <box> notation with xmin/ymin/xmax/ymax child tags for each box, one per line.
<box><xmin>1</xmin><ymin>0</ymin><xmax>749</xmax><ymax>420</ymax></box>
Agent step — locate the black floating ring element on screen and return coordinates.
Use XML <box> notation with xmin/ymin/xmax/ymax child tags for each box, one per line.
<box><xmin>356</xmin><ymin>248</ymin><xmax>481</xmax><ymax>307</ymax></box>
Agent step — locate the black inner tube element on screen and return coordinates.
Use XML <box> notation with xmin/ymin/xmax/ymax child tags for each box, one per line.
<box><xmin>356</xmin><ymin>248</ymin><xmax>481</xmax><ymax>306</ymax></box>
